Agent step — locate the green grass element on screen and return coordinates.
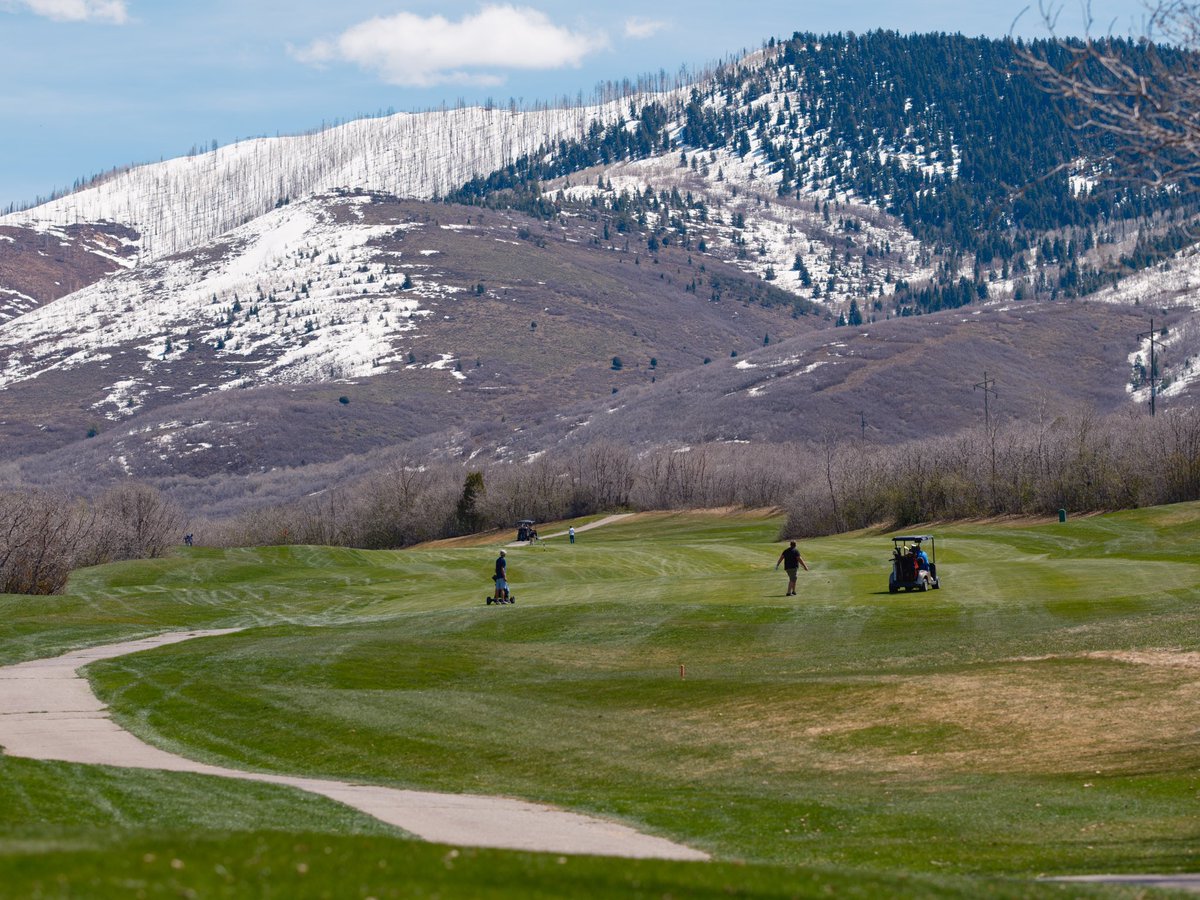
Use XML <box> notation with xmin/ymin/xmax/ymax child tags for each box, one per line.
<box><xmin>3</xmin><ymin>507</ymin><xmax>1200</xmax><ymax>896</ymax></box>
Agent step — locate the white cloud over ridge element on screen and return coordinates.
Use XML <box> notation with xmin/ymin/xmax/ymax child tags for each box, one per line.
<box><xmin>624</xmin><ymin>16</ymin><xmax>666</xmax><ymax>39</ymax></box>
<box><xmin>292</xmin><ymin>4</ymin><xmax>608</xmax><ymax>87</ymax></box>
<box><xmin>5</xmin><ymin>0</ymin><xmax>128</xmax><ymax>23</ymax></box>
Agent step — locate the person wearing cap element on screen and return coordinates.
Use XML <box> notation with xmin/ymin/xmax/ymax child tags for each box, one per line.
<box><xmin>914</xmin><ymin>544</ymin><xmax>930</xmax><ymax>572</ymax></box>
<box><xmin>493</xmin><ymin>549</ymin><xmax>509</xmax><ymax>602</ymax></box>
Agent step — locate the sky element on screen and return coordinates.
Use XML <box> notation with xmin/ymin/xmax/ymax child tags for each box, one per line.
<box><xmin>0</xmin><ymin>0</ymin><xmax>1158</xmax><ymax>210</ymax></box>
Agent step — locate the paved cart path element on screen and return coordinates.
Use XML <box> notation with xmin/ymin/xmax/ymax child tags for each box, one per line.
<box><xmin>1046</xmin><ymin>875</ymin><xmax>1200</xmax><ymax>894</ymax></box>
<box><xmin>0</xmin><ymin>631</ymin><xmax>708</xmax><ymax>861</ymax></box>
<box><xmin>508</xmin><ymin>513</ymin><xmax>635</xmax><ymax>547</ymax></box>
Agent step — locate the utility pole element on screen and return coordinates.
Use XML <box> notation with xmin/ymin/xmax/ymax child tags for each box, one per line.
<box><xmin>974</xmin><ymin>372</ymin><xmax>999</xmax><ymax>510</ymax></box>
<box><xmin>858</xmin><ymin>410</ymin><xmax>866</xmax><ymax>441</ymax></box>
<box><xmin>1136</xmin><ymin>318</ymin><xmax>1161</xmax><ymax>417</ymax></box>
<box><xmin>973</xmin><ymin>372</ymin><xmax>997</xmax><ymax>431</ymax></box>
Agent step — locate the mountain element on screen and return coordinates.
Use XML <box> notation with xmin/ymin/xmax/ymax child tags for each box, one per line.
<box><xmin>1</xmin><ymin>31</ymin><xmax>1197</xmax><ymax>521</ymax></box>
<box><xmin>2</xmin><ymin>102</ymin><xmax>639</xmax><ymax>262</ymax></box>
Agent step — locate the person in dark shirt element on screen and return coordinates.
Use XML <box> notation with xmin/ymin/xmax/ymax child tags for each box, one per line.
<box><xmin>775</xmin><ymin>541</ymin><xmax>809</xmax><ymax>596</ymax></box>
<box><xmin>492</xmin><ymin>550</ymin><xmax>509</xmax><ymax>602</ymax></box>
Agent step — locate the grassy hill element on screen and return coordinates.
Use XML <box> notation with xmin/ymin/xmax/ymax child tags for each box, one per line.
<box><xmin>1</xmin><ymin>505</ymin><xmax>1197</xmax><ymax>896</ymax></box>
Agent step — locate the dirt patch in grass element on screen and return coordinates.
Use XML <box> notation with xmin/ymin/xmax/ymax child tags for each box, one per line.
<box><xmin>685</xmin><ymin>659</ymin><xmax>1200</xmax><ymax>778</ymax></box>
<box><xmin>1013</xmin><ymin>650</ymin><xmax>1200</xmax><ymax>670</ymax></box>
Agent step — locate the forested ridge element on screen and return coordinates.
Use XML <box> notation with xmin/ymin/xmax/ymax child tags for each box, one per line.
<box><xmin>450</xmin><ymin>31</ymin><xmax>1200</xmax><ymax>312</ymax></box>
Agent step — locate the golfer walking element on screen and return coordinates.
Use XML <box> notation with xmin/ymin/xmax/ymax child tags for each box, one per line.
<box><xmin>775</xmin><ymin>541</ymin><xmax>808</xmax><ymax>596</ymax></box>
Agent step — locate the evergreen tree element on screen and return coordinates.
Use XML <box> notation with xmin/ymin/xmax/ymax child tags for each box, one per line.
<box><xmin>455</xmin><ymin>472</ymin><xmax>486</xmax><ymax>534</ymax></box>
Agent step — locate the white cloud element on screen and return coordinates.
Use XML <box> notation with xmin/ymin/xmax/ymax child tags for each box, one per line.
<box><xmin>623</xmin><ymin>16</ymin><xmax>666</xmax><ymax>39</ymax></box>
<box><xmin>292</xmin><ymin>4</ymin><xmax>608</xmax><ymax>87</ymax></box>
<box><xmin>4</xmin><ymin>0</ymin><xmax>128</xmax><ymax>23</ymax></box>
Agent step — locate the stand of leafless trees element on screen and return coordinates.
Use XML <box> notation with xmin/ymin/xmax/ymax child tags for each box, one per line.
<box><xmin>0</xmin><ymin>484</ymin><xmax>182</xmax><ymax>595</ymax></box>
<box><xmin>200</xmin><ymin>407</ymin><xmax>1200</xmax><ymax>551</ymax></box>
<box><xmin>782</xmin><ymin>407</ymin><xmax>1200</xmax><ymax>536</ymax></box>
<box><xmin>7</xmin><ymin>409</ymin><xmax>1197</xmax><ymax>586</ymax></box>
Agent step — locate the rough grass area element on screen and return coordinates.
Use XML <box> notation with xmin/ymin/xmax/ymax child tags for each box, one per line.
<box><xmin>2</xmin><ymin>506</ymin><xmax>1199</xmax><ymax>897</ymax></box>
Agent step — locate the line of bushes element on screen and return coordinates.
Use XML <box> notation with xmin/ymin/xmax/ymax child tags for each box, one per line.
<box><xmin>781</xmin><ymin>407</ymin><xmax>1200</xmax><ymax>537</ymax></box>
<box><xmin>207</xmin><ymin>407</ymin><xmax>1200</xmax><ymax>550</ymax></box>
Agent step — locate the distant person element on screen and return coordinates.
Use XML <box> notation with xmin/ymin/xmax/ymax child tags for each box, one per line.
<box><xmin>493</xmin><ymin>549</ymin><xmax>509</xmax><ymax>602</ymax></box>
<box><xmin>183</xmin><ymin>533</ymin><xmax>193</xmax><ymax>547</ymax></box>
<box><xmin>775</xmin><ymin>541</ymin><xmax>808</xmax><ymax>596</ymax></box>
<box><xmin>568</xmin><ymin>526</ymin><xmax>575</xmax><ymax>544</ymax></box>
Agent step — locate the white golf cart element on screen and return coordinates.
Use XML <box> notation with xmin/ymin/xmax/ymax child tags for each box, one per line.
<box><xmin>889</xmin><ymin>535</ymin><xmax>940</xmax><ymax>592</ymax></box>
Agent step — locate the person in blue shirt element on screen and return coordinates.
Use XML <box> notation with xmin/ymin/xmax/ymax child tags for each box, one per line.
<box><xmin>908</xmin><ymin>543</ymin><xmax>931</xmax><ymax>585</ymax></box>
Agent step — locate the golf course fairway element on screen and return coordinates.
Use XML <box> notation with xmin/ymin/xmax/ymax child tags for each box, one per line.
<box><xmin>1</xmin><ymin>505</ymin><xmax>1198</xmax><ymax>897</ymax></box>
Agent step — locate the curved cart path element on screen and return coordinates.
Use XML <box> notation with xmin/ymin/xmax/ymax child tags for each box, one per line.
<box><xmin>508</xmin><ymin>513</ymin><xmax>635</xmax><ymax>547</ymax></box>
<box><xmin>0</xmin><ymin>630</ymin><xmax>708</xmax><ymax>861</ymax></box>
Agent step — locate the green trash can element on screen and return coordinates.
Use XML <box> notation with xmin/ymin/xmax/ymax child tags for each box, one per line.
<box><xmin>1058</xmin><ymin>508</ymin><xmax>1067</xmax><ymax>523</ymax></box>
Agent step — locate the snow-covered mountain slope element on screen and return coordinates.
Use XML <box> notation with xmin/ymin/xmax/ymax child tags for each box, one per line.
<box><xmin>1</xmin><ymin>100</ymin><xmax>644</xmax><ymax>261</ymax></box>
<box><xmin>0</xmin><ymin>221</ymin><xmax>138</xmax><ymax>322</ymax></box>
<box><xmin>0</xmin><ymin>193</ymin><xmax>453</xmax><ymax>412</ymax></box>
<box><xmin>0</xmin><ymin>191</ymin><xmax>816</xmax><ymax>481</ymax></box>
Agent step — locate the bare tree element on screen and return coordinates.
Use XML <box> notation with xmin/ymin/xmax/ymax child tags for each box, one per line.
<box><xmin>91</xmin><ymin>483</ymin><xmax>182</xmax><ymax>562</ymax></box>
<box><xmin>1017</xmin><ymin>2</ymin><xmax>1200</xmax><ymax>186</ymax></box>
<box><xmin>0</xmin><ymin>491</ymin><xmax>94</xmax><ymax>595</ymax></box>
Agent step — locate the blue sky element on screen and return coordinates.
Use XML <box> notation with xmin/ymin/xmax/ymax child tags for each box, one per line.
<box><xmin>1</xmin><ymin>0</ymin><xmax>1155</xmax><ymax>210</ymax></box>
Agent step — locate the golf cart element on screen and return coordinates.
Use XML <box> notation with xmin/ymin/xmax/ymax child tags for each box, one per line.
<box><xmin>515</xmin><ymin>519</ymin><xmax>537</xmax><ymax>542</ymax></box>
<box><xmin>888</xmin><ymin>535</ymin><xmax>940</xmax><ymax>592</ymax></box>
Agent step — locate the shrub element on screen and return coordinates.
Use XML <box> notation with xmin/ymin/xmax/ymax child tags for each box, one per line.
<box><xmin>0</xmin><ymin>484</ymin><xmax>181</xmax><ymax>595</ymax></box>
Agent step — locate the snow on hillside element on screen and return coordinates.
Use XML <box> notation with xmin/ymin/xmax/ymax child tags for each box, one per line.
<box><xmin>541</xmin><ymin>55</ymin><xmax>955</xmax><ymax>316</ymax></box>
<box><xmin>0</xmin><ymin>286</ymin><xmax>41</xmax><ymax>324</ymax></box>
<box><xmin>1094</xmin><ymin>244</ymin><xmax>1200</xmax><ymax>400</ymax></box>
<box><xmin>553</xmin><ymin>143</ymin><xmax>932</xmax><ymax>313</ymax></box>
<box><xmin>2</xmin><ymin>100</ymin><xmax>644</xmax><ymax>261</ymax></box>
<box><xmin>0</xmin><ymin>192</ymin><xmax>471</xmax><ymax>415</ymax></box>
